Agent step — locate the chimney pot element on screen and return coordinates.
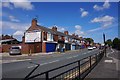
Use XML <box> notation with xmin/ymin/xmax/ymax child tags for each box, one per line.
<box><xmin>72</xmin><ymin>33</ymin><xmax>75</xmax><ymax>36</ymax></box>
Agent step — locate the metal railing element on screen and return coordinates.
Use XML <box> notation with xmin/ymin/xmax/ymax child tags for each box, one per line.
<box><xmin>24</xmin><ymin>50</ymin><xmax>104</xmax><ymax>80</ymax></box>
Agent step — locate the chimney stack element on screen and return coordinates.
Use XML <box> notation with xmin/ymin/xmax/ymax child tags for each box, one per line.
<box><xmin>52</xmin><ymin>26</ymin><xmax>57</xmax><ymax>31</ymax></box>
<box><xmin>64</xmin><ymin>31</ymin><xmax>69</xmax><ymax>35</ymax></box>
<box><xmin>22</xmin><ymin>36</ymin><xmax>25</xmax><ymax>43</ymax></box>
<box><xmin>76</xmin><ymin>35</ymin><xmax>78</xmax><ymax>37</ymax></box>
<box><xmin>31</xmin><ymin>18</ymin><xmax>37</xmax><ymax>27</ymax></box>
<box><xmin>72</xmin><ymin>33</ymin><xmax>75</xmax><ymax>36</ymax></box>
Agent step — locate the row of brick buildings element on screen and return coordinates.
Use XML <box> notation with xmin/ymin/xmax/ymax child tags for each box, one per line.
<box><xmin>1</xmin><ymin>19</ymin><xmax>87</xmax><ymax>54</ymax></box>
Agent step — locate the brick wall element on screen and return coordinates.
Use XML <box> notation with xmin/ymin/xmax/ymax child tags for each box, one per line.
<box><xmin>53</xmin><ymin>35</ymin><xmax>58</xmax><ymax>42</ymax></box>
<box><xmin>2</xmin><ymin>43</ymin><xmax>42</xmax><ymax>54</ymax></box>
<box><xmin>42</xmin><ymin>42</ymin><xmax>46</xmax><ymax>52</ymax></box>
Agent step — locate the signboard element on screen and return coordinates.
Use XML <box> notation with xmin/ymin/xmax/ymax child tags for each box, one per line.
<box><xmin>25</xmin><ymin>31</ymin><xmax>41</xmax><ymax>43</ymax></box>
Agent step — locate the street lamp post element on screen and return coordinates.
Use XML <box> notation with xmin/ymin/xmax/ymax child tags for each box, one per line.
<box><xmin>103</xmin><ymin>33</ymin><xmax>106</xmax><ymax>57</ymax></box>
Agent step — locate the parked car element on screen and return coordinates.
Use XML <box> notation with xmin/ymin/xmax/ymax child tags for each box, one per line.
<box><xmin>9</xmin><ymin>46</ymin><xmax>21</xmax><ymax>55</ymax></box>
<box><xmin>88</xmin><ymin>47</ymin><xmax>93</xmax><ymax>50</ymax></box>
<box><xmin>93</xmin><ymin>46</ymin><xmax>96</xmax><ymax>49</ymax></box>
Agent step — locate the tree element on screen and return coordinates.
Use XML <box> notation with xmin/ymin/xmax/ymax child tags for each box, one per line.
<box><xmin>105</xmin><ymin>39</ymin><xmax>112</xmax><ymax>47</ymax></box>
<box><xmin>84</xmin><ymin>38</ymin><xmax>94</xmax><ymax>44</ymax></box>
<box><xmin>113</xmin><ymin>38</ymin><xmax>120</xmax><ymax>50</ymax></box>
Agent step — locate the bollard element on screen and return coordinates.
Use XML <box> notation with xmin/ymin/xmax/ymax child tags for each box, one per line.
<box><xmin>28</xmin><ymin>49</ymin><xmax>32</xmax><ymax>56</ymax></box>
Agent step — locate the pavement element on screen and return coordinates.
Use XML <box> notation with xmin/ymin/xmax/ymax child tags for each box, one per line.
<box><xmin>85</xmin><ymin>48</ymin><xmax>120</xmax><ymax>79</ymax></box>
<box><xmin>2</xmin><ymin>48</ymin><xmax>100</xmax><ymax>78</ymax></box>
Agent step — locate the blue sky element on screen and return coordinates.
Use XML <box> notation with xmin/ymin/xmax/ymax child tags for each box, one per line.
<box><xmin>1</xmin><ymin>1</ymin><xmax>118</xmax><ymax>43</ymax></box>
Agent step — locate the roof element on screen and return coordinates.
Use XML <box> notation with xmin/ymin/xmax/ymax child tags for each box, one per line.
<box><xmin>0</xmin><ymin>39</ymin><xmax>15</xmax><ymax>43</ymax></box>
<box><xmin>26</xmin><ymin>25</ymin><xmax>81</xmax><ymax>40</ymax></box>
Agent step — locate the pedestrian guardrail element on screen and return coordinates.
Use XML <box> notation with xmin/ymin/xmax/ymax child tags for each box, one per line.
<box><xmin>24</xmin><ymin>50</ymin><xmax>104</xmax><ymax>80</ymax></box>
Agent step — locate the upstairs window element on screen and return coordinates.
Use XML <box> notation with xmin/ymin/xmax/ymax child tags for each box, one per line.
<box><xmin>58</xmin><ymin>36</ymin><xmax>62</xmax><ymax>40</ymax></box>
<box><xmin>47</xmin><ymin>32</ymin><xmax>53</xmax><ymax>41</ymax></box>
<box><xmin>43</xmin><ymin>32</ymin><xmax>47</xmax><ymax>41</ymax></box>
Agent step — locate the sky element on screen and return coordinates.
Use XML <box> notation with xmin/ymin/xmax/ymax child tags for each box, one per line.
<box><xmin>1</xmin><ymin>0</ymin><xmax>119</xmax><ymax>43</ymax></box>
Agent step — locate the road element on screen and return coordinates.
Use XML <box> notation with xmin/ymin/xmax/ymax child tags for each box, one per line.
<box><xmin>2</xmin><ymin>48</ymin><xmax>101</xmax><ymax>79</ymax></box>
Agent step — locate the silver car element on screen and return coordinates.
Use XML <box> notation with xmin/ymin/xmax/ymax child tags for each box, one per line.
<box><xmin>9</xmin><ymin>46</ymin><xmax>21</xmax><ymax>55</ymax></box>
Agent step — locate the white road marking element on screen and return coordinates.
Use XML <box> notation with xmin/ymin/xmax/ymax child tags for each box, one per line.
<box><xmin>83</xmin><ymin>53</ymin><xmax>87</xmax><ymax>54</ymax></box>
<box><xmin>2</xmin><ymin>59</ymin><xmax>32</xmax><ymax>64</ymax></box>
<box><xmin>67</xmin><ymin>57</ymin><xmax>73</xmax><ymax>59</ymax></box>
<box><xmin>25</xmin><ymin>49</ymin><xmax>100</xmax><ymax>68</ymax></box>
<box><xmin>48</xmin><ymin>60</ymin><xmax>59</xmax><ymax>63</ymax></box>
<box><xmin>104</xmin><ymin>60</ymin><xmax>113</xmax><ymax>63</ymax></box>
<box><xmin>17</xmin><ymin>59</ymin><xmax>32</xmax><ymax>61</ymax></box>
<box><xmin>28</xmin><ymin>65</ymin><xmax>38</xmax><ymax>68</ymax></box>
<box><xmin>73</xmin><ymin>55</ymin><xmax>79</xmax><ymax>57</ymax></box>
<box><xmin>61</xmin><ymin>53</ymin><xmax>65</xmax><ymax>54</ymax></box>
<box><xmin>39</xmin><ymin>60</ymin><xmax>60</xmax><ymax>66</ymax></box>
<box><xmin>106</xmin><ymin>49</ymin><xmax>119</xmax><ymax>70</ymax></box>
<box><xmin>40</xmin><ymin>63</ymin><xmax>48</xmax><ymax>66</ymax></box>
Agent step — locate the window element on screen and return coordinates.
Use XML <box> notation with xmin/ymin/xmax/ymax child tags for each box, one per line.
<box><xmin>51</xmin><ymin>34</ymin><xmax>53</xmax><ymax>41</ymax></box>
<box><xmin>58</xmin><ymin>36</ymin><xmax>62</xmax><ymax>40</ymax></box>
<box><xmin>69</xmin><ymin>38</ymin><xmax>72</xmax><ymax>42</ymax></box>
<box><xmin>65</xmin><ymin>37</ymin><xmax>68</xmax><ymax>40</ymax></box>
<box><xmin>65</xmin><ymin>37</ymin><xmax>68</xmax><ymax>42</ymax></box>
<box><xmin>47</xmin><ymin>32</ymin><xmax>53</xmax><ymax>41</ymax></box>
<box><xmin>43</xmin><ymin>32</ymin><xmax>47</xmax><ymax>40</ymax></box>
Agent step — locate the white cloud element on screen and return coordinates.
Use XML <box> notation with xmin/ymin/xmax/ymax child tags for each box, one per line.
<box><xmin>0</xmin><ymin>21</ymin><xmax>2</xmax><ymax>33</ymax></box>
<box><xmin>81</xmin><ymin>11</ymin><xmax>89</xmax><ymax>17</ymax></box>
<box><xmin>2</xmin><ymin>21</ymin><xmax>30</xmax><ymax>31</ymax></box>
<box><xmin>9</xmin><ymin>15</ymin><xmax>20</xmax><ymax>22</ymax></box>
<box><xmin>80</xmin><ymin>8</ymin><xmax>84</xmax><ymax>12</ymax></box>
<box><xmin>75</xmin><ymin>25</ymin><xmax>85</xmax><ymax>36</ymax></box>
<box><xmin>91</xmin><ymin>15</ymin><xmax>114</xmax><ymax>28</ymax></box>
<box><xmin>2</xmin><ymin>0</ymin><xmax>34</xmax><ymax>10</ymax></box>
<box><xmin>12</xmin><ymin>2</ymin><xmax>34</xmax><ymax>10</ymax></box>
<box><xmin>13</xmin><ymin>30</ymin><xmax>24</xmax><ymax>36</ymax></box>
<box><xmin>58</xmin><ymin>27</ymin><xmax>65</xmax><ymax>31</ymax></box>
<box><xmin>88</xmin><ymin>27</ymin><xmax>102</xmax><ymax>32</ymax></box>
<box><xmin>0</xmin><ymin>2</ymin><xmax>2</xmax><ymax>9</ymax></box>
<box><xmin>2</xmin><ymin>2</ymin><xmax>13</xmax><ymax>9</ymax></box>
<box><xmin>75</xmin><ymin>25</ymin><xmax>81</xmax><ymax>30</ymax></box>
<box><xmin>88</xmin><ymin>23</ymin><xmax>117</xmax><ymax>33</ymax></box>
<box><xmin>103</xmin><ymin>0</ymin><xmax>110</xmax><ymax>8</ymax></box>
<box><xmin>80</xmin><ymin>8</ymin><xmax>89</xmax><ymax>17</ymax></box>
<box><xmin>88</xmin><ymin>15</ymin><xmax>115</xmax><ymax>32</ymax></box>
<box><xmin>93</xmin><ymin>0</ymin><xmax>110</xmax><ymax>11</ymax></box>
<box><xmin>49</xmin><ymin>25</ymin><xmax>65</xmax><ymax>32</ymax></box>
<box><xmin>1</xmin><ymin>20</ymin><xmax>30</xmax><ymax>41</ymax></box>
<box><xmin>0</xmin><ymin>13</ymin><xmax>2</xmax><ymax>16</ymax></box>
